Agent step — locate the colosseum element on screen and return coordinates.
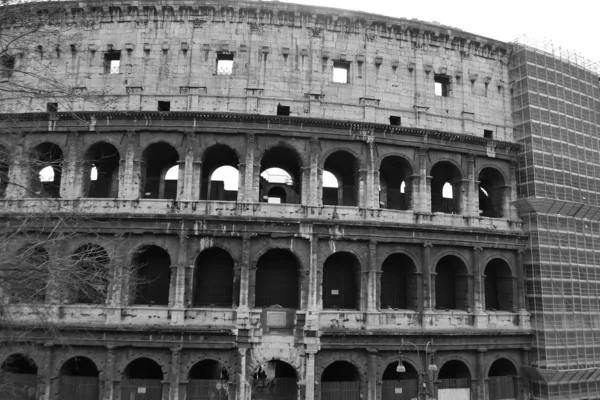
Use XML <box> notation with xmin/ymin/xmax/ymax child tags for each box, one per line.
<box><xmin>0</xmin><ymin>1</ymin><xmax>599</xmax><ymax>400</ymax></box>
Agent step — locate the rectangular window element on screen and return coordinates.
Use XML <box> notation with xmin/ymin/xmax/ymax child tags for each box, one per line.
<box><xmin>158</xmin><ymin>101</ymin><xmax>170</xmax><ymax>111</ymax></box>
<box><xmin>46</xmin><ymin>103</ymin><xmax>58</xmax><ymax>113</ymax></box>
<box><xmin>333</xmin><ymin>62</ymin><xmax>349</xmax><ymax>84</ymax></box>
<box><xmin>434</xmin><ymin>75</ymin><xmax>450</xmax><ymax>97</ymax></box>
<box><xmin>216</xmin><ymin>53</ymin><xmax>234</xmax><ymax>75</ymax></box>
<box><xmin>484</xmin><ymin>129</ymin><xmax>493</xmax><ymax>139</ymax></box>
<box><xmin>104</xmin><ymin>51</ymin><xmax>121</xmax><ymax>74</ymax></box>
<box><xmin>389</xmin><ymin>116</ymin><xmax>401</xmax><ymax>126</ymax></box>
<box><xmin>1</xmin><ymin>56</ymin><xmax>15</xmax><ymax>78</ymax></box>
<box><xmin>277</xmin><ymin>104</ymin><xmax>290</xmax><ymax>116</ymax></box>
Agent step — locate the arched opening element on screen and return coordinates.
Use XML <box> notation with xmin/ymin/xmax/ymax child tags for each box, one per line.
<box><xmin>252</xmin><ymin>360</ymin><xmax>297</xmax><ymax>400</ymax></box>
<box><xmin>59</xmin><ymin>357</ymin><xmax>99</xmax><ymax>400</ymax></box>
<box><xmin>382</xmin><ymin>361</ymin><xmax>418</xmax><ymax>400</ymax></box>
<box><xmin>0</xmin><ymin>145</ymin><xmax>9</xmax><ymax>198</ymax></box>
<box><xmin>379</xmin><ymin>156</ymin><xmax>413</xmax><ymax>210</ymax></box>
<box><xmin>141</xmin><ymin>142</ymin><xmax>179</xmax><ymax>199</ymax></box>
<box><xmin>132</xmin><ymin>246</ymin><xmax>171</xmax><ymax>306</ymax></box>
<box><xmin>488</xmin><ymin>358</ymin><xmax>518</xmax><ymax>400</ymax></box>
<box><xmin>484</xmin><ymin>259</ymin><xmax>514</xmax><ymax>312</ymax></box>
<box><xmin>321</xmin><ymin>361</ymin><xmax>360</xmax><ymax>400</ymax></box>
<box><xmin>260</xmin><ymin>146</ymin><xmax>302</xmax><ymax>205</ymax></box>
<box><xmin>121</xmin><ymin>358</ymin><xmax>164</xmax><ymax>400</ymax></box>
<box><xmin>435</xmin><ymin>256</ymin><xmax>469</xmax><ymax>311</ymax></box>
<box><xmin>0</xmin><ymin>354</ymin><xmax>38</xmax><ymax>400</ymax></box>
<box><xmin>438</xmin><ymin>360</ymin><xmax>471</xmax><ymax>398</ymax></box>
<box><xmin>70</xmin><ymin>244</ymin><xmax>110</xmax><ymax>304</ymax></box>
<box><xmin>188</xmin><ymin>360</ymin><xmax>230</xmax><ymax>400</ymax></box>
<box><xmin>323</xmin><ymin>151</ymin><xmax>358</xmax><ymax>206</ymax></box>
<box><xmin>30</xmin><ymin>142</ymin><xmax>63</xmax><ymax>198</ymax></box>
<box><xmin>323</xmin><ymin>252</ymin><xmax>360</xmax><ymax>310</ymax></box>
<box><xmin>193</xmin><ymin>248</ymin><xmax>234</xmax><ymax>307</ymax></box>
<box><xmin>255</xmin><ymin>249</ymin><xmax>299</xmax><ymax>309</ymax></box>
<box><xmin>380</xmin><ymin>254</ymin><xmax>418</xmax><ymax>310</ymax></box>
<box><xmin>6</xmin><ymin>245</ymin><xmax>50</xmax><ymax>303</ymax></box>
<box><xmin>83</xmin><ymin>142</ymin><xmax>120</xmax><ymax>198</ymax></box>
<box><xmin>201</xmin><ymin>145</ymin><xmax>239</xmax><ymax>201</ymax></box>
<box><xmin>430</xmin><ymin>161</ymin><xmax>462</xmax><ymax>214</ymax></box>
<box><xmin>478</xmin><ymin>167</ymin><xmax>506</xmax><ymax>218</ymax></box>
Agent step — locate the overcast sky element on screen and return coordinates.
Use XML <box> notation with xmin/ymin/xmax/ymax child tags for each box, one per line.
<box><xmin>272</xmin><ymin>0</ymin><xmax>599</xmax><ymax>67</ymax></box>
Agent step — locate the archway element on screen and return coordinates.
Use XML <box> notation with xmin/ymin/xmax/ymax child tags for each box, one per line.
<box><xmin>0</xmin><ymin>354</ymin><xmax>38</xmax><ymax>400</ymax></box>
<box><xmin>323</xmin><ymin>151</ymin><xmax>358</xmax><ymax>206</ymax></box>
<box><xmin>323</xmin><ymin>252</ymin><xmax>360</xmax><ymax>309</ymax></box>
<box><xmin>255</xmin><ymin>250</ymin><xmax>299</xmax><ymax>309</ymax></box>
<box><xmin>488</xmin><ymin>358</ymin><xmax>518</xmax><ymax>400</ymax></box>
<box><xmin>70</xmin><ymin>244</ymin><xmax>110</xmax><ymax>304</ymax></box>
<box><xmin>83</xmin><ymin>142</ymin><xmax>120</xmax><ymax>198</ymax></box>
<box><xmin>30</xmin><ymin>142</ymin><xmax>63</xmax><ymax>198</ymax></box>
<box><xmin>260</xmin><ymin>146</ymin><xmax>302</xmax><ymax>204</ymax></box>
<box><xmin>382</xmin><ymin>361</ymin><xmax>419</xmax><ymax>400</ymax></box>
<box><xmin>201</xmin><ymin>145</ymin><xmax>239</xmax><ymax>201</ymax></box>
<box><xmin>437</xmin><ymin>360</ymin><xmax>471</xmax><ymax>400</ymax></box>
<box><xmin>193</xmin><ymin>248</ymin><xmax>235</xmax><ymax>307</ymax></box>
<box><xmin>121</xmin><ymin>358</ymin><xmax>164</xmax><ymax>400</ymax></box>
<box><xmin>132</xmin><ymin>246</ymin><xmax>171</xmax><ymax>306</ymax></box>
<box><xmin>59</xmin><ymin>357</ymin><xmax>99</xmax><ymax>400</ymax></box>
<box><xmin>478</xmin><ymin>167</ymin><xmax>506</xmax><ymax>218</ymax></box>
<box><xmin>321</xmin><ymin>361</ymin><xmax>360</xmax><ymax>400</ymax></box>
<box><xmin>140</xmin><ymin>142</ymin><xmax>179</xmax><ymax>199</ymax></box>
<box><xmin>379</xmin><ymin>156</ymin><xmax>413</xmax><ymax>210</ymax></box>
<box><xmin>9</xmin><ymin>245</ymin><xmax>50</xmax><ymax>303</ymax></box>
<box><xmin>430</xmin><ymin>161</ymin><xmax>462</xmax><ymax>214</ymax></box>
<box><xmin>252</xmin><ymin>360</ymin><xmax>297</xmax><ymax>400</ymax></box>
<box><xmin>435</xmin><ymin>256</ymin><xmax>469</xmax><ymax>311</ymax></box>
<box><xmin>380</xmin><ymin>254</ymin><xmax>418</xmax><ymax>310</ymax></box>
<box><xmin>188</xmin><ymin>360</ymin><xmax>230</xmax><ymax>400</ymax></box>
<box><xmin>484</xmin><ymin>259</ymin><xmax>514</xmax><ymax>312</ymax></box>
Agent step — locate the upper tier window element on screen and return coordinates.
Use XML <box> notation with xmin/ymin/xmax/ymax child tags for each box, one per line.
<box><xmin>434</xmin><ymin>74</ymin><xmax>450</xmax><ymax>97</ymax></box>
<box><xmin>333</xmin><ymin>62</ymin><xmax>349</xmax><ymax>84</ymax></box>
<box><xmin>104</xmin><ymin>51</ymin><xmax>121</xmax><ymax>74</ymax></box>
<box><xmin>217</xmin><ymin>53</ymin><xmax>233</xmax><ymax>75</ymax></box>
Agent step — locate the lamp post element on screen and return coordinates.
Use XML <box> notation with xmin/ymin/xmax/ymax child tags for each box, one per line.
<box><xmin>396</xmin><ymin>340</ymin><xmax>437</xmax><ymax>400</ymax></box>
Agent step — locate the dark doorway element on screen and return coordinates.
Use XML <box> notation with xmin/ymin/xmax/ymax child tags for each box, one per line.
<box><xmin>255</xmin><ymin>250</ymin><xmax>299</xmax><ymax>309</ymax></box>
<box><xmin>252</xmin><ymin>360</ymin><xmax>297</xmax><ymax>400</ymax></box>
<box><xmin>188</xmin><ymin>360</ymin><xmax>230</xmax><ymax>400</ymax></box>
<box><xmin>141</xmin><ymin>142</ymin><xmax>179</xmax><ymax>199</ymax></box>
<box><xmin>321</xmin><ymin>361</ymin><xmax>360</xmax><ymax>400</ymax></box>
<box><xmin>194</xmin><ymin>248</ymin><xmax>235</xmax><ymax>307</ymax></box>
<box><xmin>121</xmin><ymin>358</ymin><xmax>164</xmax><ymax>400</ymax></box>
<box><xmin>323</xmin><ymin>151</ymin><xmax>358</xmax><ymax>206</ymax></box>
<box><xmin>379</xmin><ymin>156</ymin><xmax>413</xmax><ymax>210</ymax></box>
<box><xmin>133</xmin><ymin>246</ymin><xmax>171</xmax><ymax>306</ymax></box>
<box><xmin>380</xmin><ymin>254</ymin><xmax>418</xmax><ymax>310</ymax></box>
<box><xmin>484</xmin><ymin>259</ymin><xmax>514</xmax><ymax>311</ymax></box>
<box><xmin>435</xmin><ymin>256</ymin><xmax>469</xmax><ymax>310</ymax></box>
<box><xmin>382</xmin><ymin>362</ymin><xmax>418</xmax><ymax>400</ymax></box>
<box><xmin>323</xmin><ymin>252</ymin><xmax>359</xmax><ymax>309</ymax></box>
<box><xmin>59</xmin><ymin>357</ymin><xmax>100</xmax><ymax>400</ymax></box>
<box><xmin>488</xmin><ymin>358</ymin><xmax>518</xmax><ymax>400</ymax></box>
<box><xmin>0</xmin><ymin>354</ymin><xmax>38</xmax><ymax>400</ymax></box>
<box><xmin>83</xmin><ymin>142</ymin><xmax>120</xmax><ymax>198</ymax></box>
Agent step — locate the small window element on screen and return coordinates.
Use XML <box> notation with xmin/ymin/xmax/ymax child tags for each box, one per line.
<box><xmin>484</xmin><ymin>129</ymin><xmax>493</xmax><ymax>139</ymax></box>
<box><xmin>277</xmin><ymin>104</ymin><xmax>290</xmax><ymax>116</ymax></box>
<box><xmin>46</xmin><ymin>103</ymin><xmax>58</xmax><ymax>113</ymax></box>
<box><xmin>434</xmin><ymin>75</ymin><xmax>450</xmax><ymax>97</ymax></box>
<box><xmin>158</xmin><ymin>101</ymin><xmax>170</xmax><ymax>112</ymax></box>
<box><xmin>389</xmin><ymin>116</ymin><xmax>401</xmax><ymax>126</ymax></box>
<box><xmin>217</xmin><ymin>53</ymin><xmax>233</xmax><ymax>75</ymax></box>
<box><xmin>333</xmin><ymin>62</ymin><xmax>349</xmax><ymax>84</ymax></box>
<box><xmin>1</xmin><ymin>56</ymin><xmax>15</xmax><ymax>78</ymax></box>
<box><xmin>104</xmin><ymin>51</ymin><xmax>121</xmax><ymax>74</ymax></box>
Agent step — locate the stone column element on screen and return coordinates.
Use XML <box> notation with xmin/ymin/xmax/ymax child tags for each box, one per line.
<box><xmin>237</xmin><ymin>162</ymin><xmax>247</xmax><ymax>202</ymax></box>
<box><xmin>516</xmin><ymin>249</ymin><xmax>529</xmax><ymax>327</ymax></box>
<box><xmin>237</xmin><ymin>348</ymin><xmax>248</xmax><ymax>400</ymax></box>
<box><xmin>307</xmin><ymin>235</ymin><xmax>319</xmax><ymax>314</ymax></box>
<box><xmin>5</xmin><ymin>141</ymin><xmax>27</xmax><ymax>199</ymax></box>
<box><xmin>465</xmin><ymin>154</ymin><xmax>478</xmax><ymax>216</ymax></box>
<box><xmin>508</xmin><ymin>161</ymin><xmax>519</xmax><ymax>220</ymax></box>
<box><xmin>308</xmin><ymin>139</ymin><xmax>320</xmax><ymax>207</ymax></box>
<box><xmin>422</xmin><ymin>243</ymin><xmax>433</xmax><ymax>311</ymax></box>
<box><xmin>473</xmin><ymin>247</ymin><xmax>484</xmax><ymax>309</ymax></box>
<box><xmin>41</xmin><ymin>342</ymin><xmax>54</xmax><ymax>400</ymax></box>
<box><xmin>364</xmin><ymin>138</ymin><xmax>376</xmax><ymax>209</ymax></box>
<box><xmin>169</xmin><ymin>347</ymin><xmax>181</xmax><ymax>400</ymax></box>
<box><xmin>477</xmin><ymin>348</ymin><xmax>487</xmax><ymax>400</ymax></box>
<box><xmin>60</xmin><ymin>134</ymin><xmax>80</xmax><ymax>199</ymax></box>
<box><xmin>417</xmin><ymin>148</ymin><xmax>430</xmax><ymax>213</ymax></box>
<box><xmin>304</xmin><ymin>352</ymin><xmax>316</xmax><ymax>400</ymax></box>
<box><xmin>367</xmin><ymin>240</ymin><xmax>378</xmax><ymax>312</ymax></box>
<box><xmin>238</xmin><ymin>235</ymin><xmax>251</xmax><ymax>310</ymax></box>
<box><xmin>102</xmin><ymin>345</ymin><xmax>116</xmax><ymax>400</ymax></box>
<box><xmin>358</xmin><ymin>168</ymin><xmax>368</xmax><ymax>208</ymax></box>
<box><xmin>178</xmin><ymin>132</ymin><xmax>196</xmax><ymax>201</ymax></box>
<box><xmin>171</xmin><ymin>235</ymin><xmax>188</xmax><ymax>325</ymax></box>
<box><xmin>301</xmin><ymin>166</ymin><xmax>310</xmax><ymax>205</ymax></box>
<box><xmin>119</xmin><ymin>131</ymin><xmax>138</xmax><ymax>200</ymax></box>
<box><xmin>367</xmin><ymin>351</ymin><xmax>377</xmax><ymax>400</ymax></box>
<box><xmin>243</xmin><ymin>134</ymin><xmax>257</xmax><ymax>203</ymax></box>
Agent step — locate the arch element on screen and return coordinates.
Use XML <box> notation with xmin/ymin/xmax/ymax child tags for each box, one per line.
<box><xmin>193</xmin><ymin>247</ymin><xmax>235</xmax><ymax>307</ymax></box>
<box><xmin>252</xmin><ymin>360</ymin><xmax>298</xmax><ymax>400</ymax></box>
<box><xmin>435</xmin><ymin>255</ymin><xmax>469</xmax><ymax>311</ymax></box>
<box><xmin>201</xmin><ymin>144</ymin><xmax>240</xmax><ymax>201</ymax></box>
<box><xmin>381</xmin><ymin>361</ymin><xmax>419</xmax><ymax>400</ymax></box>
<box><xmin>0</xmin><ymin>354</ymin><xmax>38</xmax><ymax>400</ymax></box>
<box><xmin>487</xmin><ymin>358</ymin><xmax>518</xmax><ymax>400</ymax></box>
<box><xmin>188</xmin><ymin>359</ymin><xmax>230</xmax><ymax>400</ymax></box>
<box><xmin>8</xmin><ymin>245</ymin><xmax>50</xmax><ymax>303</ymax></box>
<box><xmin>323</xmin><ymin>252</ymin><xmax>360</xmax><ymax>310</ymax></box>
<box><xmin>0</xmin><ymin>144</ymin><xmax>9</xmax><ymax>198</ymax></box>
<box><xmin>266</xmin><ymin>186</ymin><xmax>287</xmax><ymax>204</ymax></box>
<box><xmin>323</xmin><ymin>150</ymin><xmax>359</xmax><ymax>206</ymax></box>
<box><xmin>83</xmin><ymin>141</ymin><xmax>120</xmax><ymax>198</ymax></box>
<box><xmin>438</xmin><ymin>360</ymin><xmax>471</xmax><ymax>389</ymax></box>
<box><xmin>484</xmin><ymin>259</ymin><xmax>515</xmax><ymax>312</ymax></box>
<box><xmin>123</xmin><ymin>358</ymin><xmax>164</xmax><ymax>380</ymax></box>
<box><xmin>321</xmin><ymin>361</ymin><xmax>361</xmax><ymax>400</ymax></box>
<box><xmin>260</xmin><ymin>145</ymin><xmax>303</xmax><ymax>205</ymax></box>
<box><xmin>430</xmin><ymin>160</ymin><xmax>462</xmax><ymax>214</ymax></box>
<box><xmin>132</xmin><ymin>245</ymin><xmax>171</xmax><ymax>306</ymax></box>
<box><xmin>380</xmin><ymin>253</ymin><xmax>418</xmax><ymax>310</ymax></box>
<box><xmin>70</xmin><ymin>244</ymin><xmax>110</xmax><ymax>304</ymax></box>
<box><xmin>379</xmin><ymin>155</ymin><xmax>414</xmax><ymax>210</ymax></box>
<box><xmin>30</xmin><ymin>142</ymin><xmax>63</xmax><ymax>198</ymax></box>
<box><xmin>121</xmin><ymin>358</ymin><xmax>164</xmax><ymax>400</ymax></box>
<box><xmin>60</xmin><ymin>356</ymin><xmax>99</xmax><ymax>377</ymax></box>
<box><xmin>478</xmin><ymin>166</ymin><xmax>507</xmax><ymax>218</ymax></box>
<box><xmin>255</xmin><ymin>249</ymin><xmax>300</xmax><ymax>309</ymax></box>
<box><xmin>141</xmin><ymin>142</ymin><xmax>179</xmax><ymax>199</ymax></box>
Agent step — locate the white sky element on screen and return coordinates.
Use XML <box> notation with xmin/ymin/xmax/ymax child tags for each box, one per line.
<box><xmin>272</xmin><ymin>0</ymin><xmax>599</xmax><ymax>65</ymax></box>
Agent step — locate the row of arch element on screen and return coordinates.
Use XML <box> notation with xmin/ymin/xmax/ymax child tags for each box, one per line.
<box><xmin>11</xmin><ymin>242</ymin><xmax>516</xmax><ymax>312</ymax></box>
<box><xmin>0</xmin><ymin>140</ymin><xmax>509</xmax><ymax>218</ymax></box>
<box><xmin>0</xmin><ymin>353</ymin><xmax>519</xmax><ymax>400</ymax></box>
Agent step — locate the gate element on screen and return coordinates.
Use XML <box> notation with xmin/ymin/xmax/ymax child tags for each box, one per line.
<box><xmin>381</xmin><ymin>379</ymin><xmax>418</xmax><ymax>400</ymax></box>
<box><xmin>59</xmin><ymin>376</ymin><xmax>99</xmax><ymax>400</ymax></box>
<box><xmin>438</xmin><ymin>378</ymin><xmax>470</xmax><ymax>400</ymax></box>
<box><xmin>0</xmin><ymin>372</ymin><xmax>37</xmax><ymax>400</ymax></box>
<box><xmin>188</xmin><ymin>379</ymin><xmax>229</xmax><ymax>400</ymax></box>
<box><xmin>488</xmin><ymin>376</ymin><xmax>516</xmax><ymax>400</ymax></box>
<box><xmin>252</xmin><ymin>378</ymin><xmax>297</xmax><ymax>400</ymax></box>
<box><xmin>121</xmin><ymin>378</ymin><xmax>163</xmax><ymax>400</ymax></box>
<box><xmin>321</xmin><ymin>381</ymin><xmax>360</xmax><ymax>400</ymax></box>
